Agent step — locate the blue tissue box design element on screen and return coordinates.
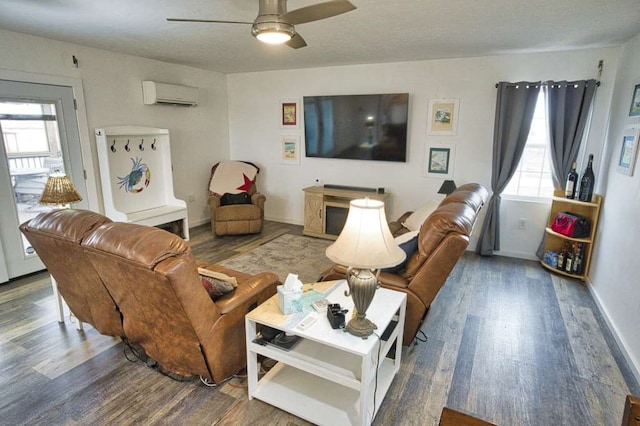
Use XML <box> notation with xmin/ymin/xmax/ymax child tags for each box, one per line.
<box><xmin>277</xmin><ymin>285</ymin><xmax>303</xmax><ymax>314</ymax></box>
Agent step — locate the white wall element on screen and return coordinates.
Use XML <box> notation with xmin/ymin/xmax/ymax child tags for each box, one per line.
<box><xmin>590</xmin><ymin>32</ymin><xmax>640</xmax><ymax>380</ymax></box>
<box><xmin>497</xmin><ymin>198</ymin><xmax>551</xmax><ymax>260</ymax></box>
<box><xmin>227</xmin><ymin>48</ymin><xmax>619</xmax><ymax>252</ymax></box>
<box><xmin>0</xmin><ymin>29</ymin><xmax>229</xmax><ymax>227</ymax></box>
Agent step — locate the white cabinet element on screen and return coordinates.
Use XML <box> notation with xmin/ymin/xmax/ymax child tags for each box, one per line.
<box><xmin>95</xmin><ymin>126</ymin><xmax>189</xmax><ymax>239</ymax></box>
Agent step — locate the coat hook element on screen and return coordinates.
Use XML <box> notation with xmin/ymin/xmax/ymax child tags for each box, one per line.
<box><xmin>110</xmin><ymin>140</ymin><xmax>117</xmax><ymax>153</ymax></box>
<box><xmin>151</xmin><ymin>138</ymin><xmax>157</xmax><ymax>150</ymax></box>
<box><xmin>125</xmin><ymin>139</ymin><xmax>130</xmax><ymax>152</ymax></box>
<box><xmin>139</xmin><ymin>139</ymin><xmax>145</xmax><ymax>151</ymax></box>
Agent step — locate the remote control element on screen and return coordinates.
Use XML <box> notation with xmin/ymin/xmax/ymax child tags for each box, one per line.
<box><xmin>297</xmin><ymin>313</ymin><xmax>318</xmax><ymax>330</ymax></box>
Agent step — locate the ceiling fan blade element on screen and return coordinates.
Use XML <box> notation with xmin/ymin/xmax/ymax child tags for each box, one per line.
<box><xmin>281</xmin><ymin>0</ymin><xmax>356</xmax><ymax>25</ymax></box>
<box><xmin>285</xmin><ymin>33</ymin><xmax>308</xmax><ymax>49</ymax></box>
<box><xmin>166</xmin><ymin>18</ymin><xmax>252</xmax><ymax>24</ymax></box>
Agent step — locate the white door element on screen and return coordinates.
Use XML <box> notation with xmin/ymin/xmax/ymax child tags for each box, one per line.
<box><xmin>0</xmin><ymin>80</ymin><xmax>87</xmax><ymax>281</ymax></box>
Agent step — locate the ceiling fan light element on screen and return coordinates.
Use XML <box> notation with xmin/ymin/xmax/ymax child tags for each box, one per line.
<box><xmin>252</xmin><ymin>21</ymin><xmax>294</xmax><ymax>45</ymax></box>
<box><xmin>257</xmin><ymin>30</ymin><xmax>292</xmax><ymax>44</ymax></box>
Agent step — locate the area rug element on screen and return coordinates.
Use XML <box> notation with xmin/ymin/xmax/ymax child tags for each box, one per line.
<box><xmin>218</xmin><ymin>234</ymin><xmax>335</xmax><ymax>283</ymax></box>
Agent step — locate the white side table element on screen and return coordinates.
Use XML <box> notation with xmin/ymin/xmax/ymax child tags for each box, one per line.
<box><xmin>245</xmin><ymin>280</ymin><xmax>406</xmax><ymax>426</ymax></box>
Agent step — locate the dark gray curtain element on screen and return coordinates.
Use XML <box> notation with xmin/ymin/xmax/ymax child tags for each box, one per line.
<box><xmin>535</xmin><ymin>79</ymin><xmax>598</xmax><ymax>258</ymax></box>
<box><xmin>546</xmin><ymin>79</ymin><xmax>598</xmax><ymax>189</ymax></box>
<box><xmin>476</xmin><ymin>81</ymin><xmax>540</xmax><ymax>256</ymax></box>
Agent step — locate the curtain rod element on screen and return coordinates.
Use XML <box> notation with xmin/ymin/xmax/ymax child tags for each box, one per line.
<box><xmin>495</xmin><ymin>80</ymin><xmax>600</xmax><ymax>88</ymax></box>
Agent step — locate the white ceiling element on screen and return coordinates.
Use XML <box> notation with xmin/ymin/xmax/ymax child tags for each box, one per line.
<box><xmin>1</xmin><ymin>0</ymin><xmax>639</xmax><ymax>74</ymax></box>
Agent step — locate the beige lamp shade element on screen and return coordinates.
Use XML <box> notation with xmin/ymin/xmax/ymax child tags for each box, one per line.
<box><xmin>326</xmin><ymin>198</ymin><xmax>405</xmax><ymax>269</ymax></box>
<box><xmin>39</xmin><ymin>172</ymin><xmax>83</xmax><ymax>205</ymax></box>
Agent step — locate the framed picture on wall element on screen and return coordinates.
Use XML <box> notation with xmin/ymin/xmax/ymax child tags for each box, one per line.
<box><xmin>281</xmin><ymin>134</ymin><xmax>300</xmax><ymax>165</ymax></box>
<box><xmin>617</xmin><ymin>125</ymin><xmax>640</xmax><ymax>176</ymax></box>
<box><xmin>280</xmin><ymin>98</ymin><xmax>299</xmax><ymax>129</ymax></box>
<box><xmin>427</xmin><ymin>98</ymin><xmax>460</xmax><ymax>135</ymax></box>
<box><xmin>424</xmin><ymin>144</ymin><xmax>455</xmax><ymax>178</ymax></box>
<box><xmin>629</xmin><ymin>84</ymin><xmax>640</xmax><ymax>117</ymax></box>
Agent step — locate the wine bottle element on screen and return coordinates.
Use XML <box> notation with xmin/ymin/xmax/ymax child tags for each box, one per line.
<box><xmin>557</xmin><ymin>242</ymin><xmax>566</xmax><ymax>271</ymax></box>
<box><xmin>578</xmin><ymin>154</ymin><xmax>595</xmax><ymax>202</ymax></box>
<box><xmin>574</xmin><ymin>243</ymin><xmax>584</xmax><ymax>275</ymax></box>
<box><xmin>564</xmin><ymin>244</ymin><xmax>573</xmax><ymax>273</ymax></box>
<box><xmin>565</xmin><ymin>162</ymin><xmax>578</xmax><ymax>199</ymax></box>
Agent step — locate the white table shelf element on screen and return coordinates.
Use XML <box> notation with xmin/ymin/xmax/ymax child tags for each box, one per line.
<box><xmin>245</xmin><ymin>280</ymin><xmax>406</xmax><ymax>426</ymax></box>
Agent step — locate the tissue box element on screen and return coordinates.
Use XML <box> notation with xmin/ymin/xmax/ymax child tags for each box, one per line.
<box><xmin>277</xmin><ymin>285</ymin><xmax>303</xmax><ymax>315</ymax></box>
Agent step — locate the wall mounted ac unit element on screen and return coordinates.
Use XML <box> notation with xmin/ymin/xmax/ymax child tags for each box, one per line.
<box><xmin>142</xmin><ymin>81</ymin><xmax>198</xmax><ymax>106</ymax></box>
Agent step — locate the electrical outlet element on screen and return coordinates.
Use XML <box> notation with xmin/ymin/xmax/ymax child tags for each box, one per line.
<box><xmin>518</xmin><ymin>219</ymin><xmax>527</xmax><ymax>230</ymax></box>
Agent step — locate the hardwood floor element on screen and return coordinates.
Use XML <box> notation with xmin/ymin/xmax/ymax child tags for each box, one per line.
<box><xmin>1</xmin><ymin>221</ymin><xmax>638</xmax><ymax>425</ymax></box>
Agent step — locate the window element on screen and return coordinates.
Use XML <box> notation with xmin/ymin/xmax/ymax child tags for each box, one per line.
<box><xmin>0</xmin><ymin>102</ymin><xmax>59</xmax><ymax>157</ymax></box>
<box><xmin>503</xmin><ymin>92</ymin><xmax>554</xmax><ymax>199</ymax></box>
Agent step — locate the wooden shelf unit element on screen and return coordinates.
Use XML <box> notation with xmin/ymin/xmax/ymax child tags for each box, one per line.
<box><xmin>303</xmin><ymin>186</ymin><xmax>391</xmax><ymax>240</ymax></box>
<box><xmin>541</xmin><ymin>190</ymin><xmax>601</xmax><ymax>281</ymax></box>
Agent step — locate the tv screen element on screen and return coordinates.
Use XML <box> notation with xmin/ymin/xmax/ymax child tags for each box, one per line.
<box><xmin>303</xmin><ymin>93</ymin><xmax>409</xmax><ymax>162</ymax></box>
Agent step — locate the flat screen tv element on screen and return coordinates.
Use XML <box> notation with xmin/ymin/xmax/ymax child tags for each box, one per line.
<box><xmin>303</xmin><ymin>93</ymin><xmax>409</xmax><ymax>162</ymax></box>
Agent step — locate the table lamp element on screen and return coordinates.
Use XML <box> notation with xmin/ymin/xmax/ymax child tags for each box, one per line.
<box><xmin>39</xmin><ymin>171</ymin><xmax>83</xmax><ymax>207</ymax></box>
<box><xmin>437</xmin><ymin>179</ymin><xmax>457</xmax><ymax>196</ymax></box>
<box><xmin>325</xmin><ymin>198</ymin><xmax>405</xmax><ymax>338</ymax></box>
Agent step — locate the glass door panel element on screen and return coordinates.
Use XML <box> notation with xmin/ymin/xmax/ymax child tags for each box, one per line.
<box><xmin>0</xmin><ymin>79</ymin><xmax>86</xmax><ymax>281</ymax></box>
<box><xmin>2</xmin><ymin>101</ymin><xmax>63</xmax><ymax>255</ymax></box>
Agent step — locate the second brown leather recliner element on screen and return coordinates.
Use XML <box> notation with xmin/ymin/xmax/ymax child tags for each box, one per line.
<box><xmin>320</xmin><ymin>183</ymin><xmax>488</xmax><ymax>346</ymax></box>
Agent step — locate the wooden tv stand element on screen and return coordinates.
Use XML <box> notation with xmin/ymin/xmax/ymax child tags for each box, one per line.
<box><xmin>303</xmin><ymin>185</ymin><xmax>391</xmax><ymax>240</ymax></box>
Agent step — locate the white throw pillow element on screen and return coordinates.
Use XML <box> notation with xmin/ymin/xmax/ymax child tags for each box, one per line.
<box><xmin>402</xmin><ymin>200</ymin><xmax>440</xmax><ymax>231</ymax></box>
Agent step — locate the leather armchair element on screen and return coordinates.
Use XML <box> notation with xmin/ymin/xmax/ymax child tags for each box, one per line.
<box><xmin>19</xmin><ymin>209</ymin><xmax>125</xmax><ymax>337</ymax></box>
<box><xmin>81</xmin><ymin>220</ymin><xmax>280</xmax><ymax>383</ymax></box>
<box><xmin>320</xmin><ymin>183</ymin><xmax>488</xmax><ymax>346</ymax></box>
<box><xmin>208</xmin><ymin>161</ymin><xmax>265</xmax><ymax>237</ymax></box>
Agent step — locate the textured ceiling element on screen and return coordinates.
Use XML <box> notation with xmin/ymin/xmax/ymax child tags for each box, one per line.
<box><xmin>1</xmin><ymin>0</ymin><xmax>639</xmax><ymax>74</ymax></box>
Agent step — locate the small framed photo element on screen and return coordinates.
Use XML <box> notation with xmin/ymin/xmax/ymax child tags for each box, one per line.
<box><xmin>281</xmin><ymin>134</ymin><xmax>300</xmax><ymax>165</ymax></box>
<box><xmin>427</xmin><ymin>98</ymin><xmax>460</xmax><ymax>135</ymax></box>
<box><xmin>425</xmin><ymin>144</ymin><xmax>455</xmax><ymax>178</ymax></box>
<box><xmin>629</xmin><ymin>84</ymin><xmax>640</xmax><ymax>117</ymax></box>
<box><xmin>617</xmin><ymin>125</ymin><xmax>640</xmax><ymax>176</ymax></box>
<box><xmin>280</xmin><ymin>98</ymin><xmax>299</xmax><ymax>129</ymax></box>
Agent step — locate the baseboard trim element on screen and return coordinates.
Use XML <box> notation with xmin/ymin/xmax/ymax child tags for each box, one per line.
<box><xmin>188</xmin><ymin>217</ymin><xmax>211</xmax><ymax>228</ymax></box>
<box><xmin>586</xmin><ymin>279</ymin><xmax>640</xmax><ymax>388</ymax></box>
<box><xmin>493</xmin><ymin>250</ymin><xmax>539</xmax><ymax>261</ymax></box>
<box><xmin>264</xmin><ymin>215</ymin><xmax>303</xmax><ymax>226</ymax></box>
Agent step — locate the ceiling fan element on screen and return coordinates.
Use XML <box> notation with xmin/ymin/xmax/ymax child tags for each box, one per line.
<box><xmin>167</xmin><ymin>0</ymin><xmax>357</xmax><ymax>49</ymax></box>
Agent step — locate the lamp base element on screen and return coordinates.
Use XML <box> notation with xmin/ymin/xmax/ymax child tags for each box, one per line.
<box><xmin>343</xmin><ymin>267</ymin><xmax>380</xmax><ymax>339</ymax></box>
<box><xmin>344</xmin><ymin>315</ymin><xmax>377</xmax><ymax>339</ymax></box>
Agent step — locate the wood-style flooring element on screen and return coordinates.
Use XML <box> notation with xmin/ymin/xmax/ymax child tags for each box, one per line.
<box><xmin>0</xmin><ymin>221</ymin><xmax>638</xmax><ymax>425</ymax></box>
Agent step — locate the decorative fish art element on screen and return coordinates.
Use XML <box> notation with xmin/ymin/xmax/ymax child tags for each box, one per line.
<box><xmin>117</xmin><ymin>157</ymin><xmax>151</xmax><ymax>193</ymax></box>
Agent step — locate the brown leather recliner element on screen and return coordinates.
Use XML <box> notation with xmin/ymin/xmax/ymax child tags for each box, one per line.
<box><xmin>19</xmin><ymin>209</ymin><xmax>124</xmax><ymax>337</ymax></box>
<box><xmin>208</xmin><ymin>161</ymin><xmax>265</xmax><ymax>237</ymax></box>
<box><xmin>81</xmin><ymin>220</ymin><xmax>279</xmax><ymax>383</ymax></box>
<box><xmin>320</xmin><ymin>183</ymin><xmax>488</xmax><ymax>346</ymax></box>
